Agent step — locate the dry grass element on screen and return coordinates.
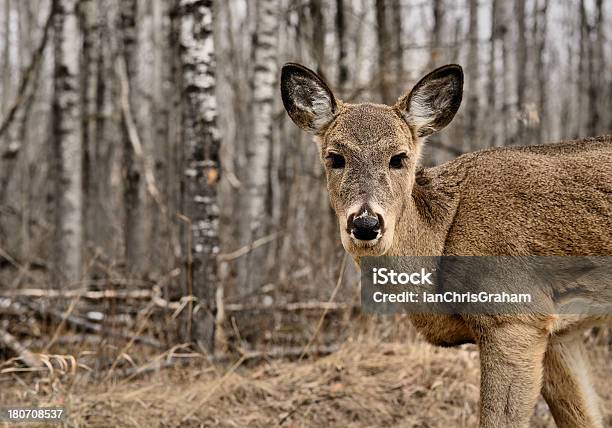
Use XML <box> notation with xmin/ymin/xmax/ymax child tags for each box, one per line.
<box><xmin>1</xmin><ymin>337</ymin><xmax>610</xmax><ymax>427</ymax></box>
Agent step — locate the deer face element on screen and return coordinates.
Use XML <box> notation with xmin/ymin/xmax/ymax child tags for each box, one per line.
<box><xmin>281</xmin><ymin>64</ymin><xmax>463</xmax><ymax>256</ymax></box>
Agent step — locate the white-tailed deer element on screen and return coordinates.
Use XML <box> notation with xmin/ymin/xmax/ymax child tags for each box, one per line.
<box><xmin>280</xmin><ymin>62</ymin><xmax>612</xmax><ymax>428</ymax></box>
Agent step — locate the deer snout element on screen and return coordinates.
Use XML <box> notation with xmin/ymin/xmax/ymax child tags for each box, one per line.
<box><xmin>347</xmin><ymin>208</ymin><xmax>384</xmax><ymax>241</ymax></box>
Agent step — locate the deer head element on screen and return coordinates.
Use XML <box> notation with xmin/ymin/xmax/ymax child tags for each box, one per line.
<box><xmin>280</xmin><ymin>63</ymin><xmax>463</xmax><ymax>256</ymax></box>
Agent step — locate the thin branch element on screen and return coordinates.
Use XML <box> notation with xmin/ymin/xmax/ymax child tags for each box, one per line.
<box><xmin>115</xmin><ymin>54</ymin><xmax>164</xmax><ymax>206</ymax></box>
<box><xmin>217</xmin><ymin>232</ymin><xmax>281</xmax><ymax>262</ymax></box>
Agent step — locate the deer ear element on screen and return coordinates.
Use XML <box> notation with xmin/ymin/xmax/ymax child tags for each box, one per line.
<box><xmin>281</xmin><ymin>63</ymin><xmax>338</xmax><ymax>134</ymax></box>
<box><xmin>396</xmin><ymin>64</ymin><xmax>463</xmax><ymax>137</ymax></box>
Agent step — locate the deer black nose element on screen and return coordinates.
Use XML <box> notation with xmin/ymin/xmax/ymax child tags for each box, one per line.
<box><xmin>351</xmin><ymin>215</ymin><xmax>380</xmax><ymax>241</ymax></box>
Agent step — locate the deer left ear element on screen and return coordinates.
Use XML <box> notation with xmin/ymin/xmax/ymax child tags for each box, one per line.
<box><xmin>280</xmin><ymin>63</ymin><xmax>338</xmax><ymax>135</ymax></box>
<box><xmin>396</xmin><ymin>64</ymin><xmax>463</xmax><ymax>137</ymax></box>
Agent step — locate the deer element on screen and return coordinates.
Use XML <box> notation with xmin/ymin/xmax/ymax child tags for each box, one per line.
<box><xmin>280</xmin><ymin>62</ymin><xmax>612</xmax><ymax>428</ymax></box>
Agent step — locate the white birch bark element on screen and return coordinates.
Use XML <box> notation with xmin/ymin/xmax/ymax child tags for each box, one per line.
<box><xmin>243</xmin><ymin>0</ymin><xmax>278</xmax><ymax>293</ymax></box>
<box><xmin>53</xmin><ymin>0</ymin><xmax>83</xmax><ymax>284</ymax></box>
<box><xmin>178</xmin><ymin>0</ymin><xmax>220</xmax><ymax>352</ymax></box>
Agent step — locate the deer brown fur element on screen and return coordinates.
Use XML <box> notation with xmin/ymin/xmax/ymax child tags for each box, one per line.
<box><xmin>280</xmin><ymin>62</ymin><xmax>612</xmax><ymax>428</ymax></box>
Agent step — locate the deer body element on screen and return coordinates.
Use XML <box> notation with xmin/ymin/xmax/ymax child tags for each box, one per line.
<box><xmin>281</xmin><ymin>63</ymin><xmax>611</xmax><ymax>427</ymax></box>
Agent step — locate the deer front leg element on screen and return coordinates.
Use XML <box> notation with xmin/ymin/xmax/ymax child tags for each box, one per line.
<box><xmin>473</xmin><ymin>320</ymin><xmax>549</xmax><ymax>428</ymax></box>
<box><xmin>541</xmin><ymin>339</ymin><xmax>603</xmax><ymax>428</ymax></box>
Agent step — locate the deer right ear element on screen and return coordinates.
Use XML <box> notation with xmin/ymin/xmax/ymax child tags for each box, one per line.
<box><xmin>280</xmin><ymin>63</ymin><xmax>338</xmax><ymax>134</ymax></box>
<box><xmin>396</xmin><ymin>64</ymin><xmax>463</xmax><ymax>137</ymax></box>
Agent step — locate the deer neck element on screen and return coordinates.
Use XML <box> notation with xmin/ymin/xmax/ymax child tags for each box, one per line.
<box><xmin>386</xmin><ymin>170</ymin><xmax>460</xmax><ymax>257</ymax></box>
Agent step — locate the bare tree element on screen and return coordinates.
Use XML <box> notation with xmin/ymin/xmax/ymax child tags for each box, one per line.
<box><xmin>429</xmin><ymin>0</ymin><xmax>445</xmax><ymax>69</ymax></box>
<box><xmin>465</xmin><ymin>0</ymin><xmax>479</xmax><ymax>150</ymax></box>
<box><xmin>119</xmin><ymin>0</ymin><xmax>146</xmax><ymax>274</ymax></box>
<box><xmin>375</xmin><ymin>0</ymin><xmax>392</xmax><ymax>104</ymax></box>
<box><xmin>309</xmin><ymin>0</ymin><xmax>324</xmax><ymax>71</ymax></box>
<box><xmin>52</xmin><ymin>0</ymin><xmax>83</xmax><ymax>284</ymax></box>
<box><xmin>242</xmin><ymin>0</ymin><xmax>278</xmax><ymax>294</ymax></box>
<box><xmin>79</xmin><ymin>0</ymin><xmax>98</xmax><ymax>257</ymax></box>
<box><xmin>390</xmin><ymin>0</ymin><xmax>403</xmax><ymax>94</ymax></box>
<box><xmin>532</xmin><ymin>0</ymin><xmax>548</xmax><ymax>143</ymax></box>
<box><xmin>176</xmin><ymin>0</ymin><xmax>221</xmax><ymax>353</ymax></box>
<box><xmin>487</xmin><ymin>0</ymin><xmax>498</xmax><ymax>147</ymax></box>
<box><xmin>515</xmin><ymin>0</ymin><xmax>527</xmax><ymax>142</ymax></box>
<box><xmin>588</xmin><ymin>0</ymin><xmax>603</xmax><ymax>136</ymax></box>
<box><xmin>2</xmin><ymin>0</ymin><xmax>10</xmax><ymax>113</ymax></box>
<box><xmin>577</xmin><ymin>0</ymin><xmax>587</xmax><ymax>138</ymax></box>
<box><xmin>335</xmin><ymin>0</ymin><xmax>348</xmax><ymax>90</ymax></box>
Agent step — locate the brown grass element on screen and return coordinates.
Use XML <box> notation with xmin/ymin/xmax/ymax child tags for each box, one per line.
<box><xmin>1</xmin><ymin>337</ymin><xmax>610</xmax><ymax>427</ymax></box>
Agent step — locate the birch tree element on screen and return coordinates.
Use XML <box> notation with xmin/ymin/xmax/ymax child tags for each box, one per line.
<box><xmin>177</xmin><ymin>0</ymin><xmax>221</xmax><ymax>352</ymax></box>
<box><xmin>243</xmin><ymin>0</ymin><xmax>278</xmax><ymax>293</ymax></box>
<box><xmin>52</xmin><ymin>0</ymin><xmax>83</xmax><ymax>284</ymax></box>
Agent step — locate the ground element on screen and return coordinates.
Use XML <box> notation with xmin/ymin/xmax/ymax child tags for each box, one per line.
<box><xmin>1</xmin><ymin>337</ymin><xmax>610</xmax><ymax>427</ymax></box>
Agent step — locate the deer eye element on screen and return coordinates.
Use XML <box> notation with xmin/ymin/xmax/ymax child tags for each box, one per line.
<box><xmin>326</xmin><ymin>153</ymin><xmax>345</xmax><ymax>169</ymax></box>
<box><xmin>389</xmin><ymin>153</ymin><xmax>407</xmax><ymax>169</ymax></box>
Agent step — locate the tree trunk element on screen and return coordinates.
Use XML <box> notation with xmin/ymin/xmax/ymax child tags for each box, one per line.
<box><xmin>533</xmin><ymin>0</ymin><xmax>548</xmax><ymax>143</ymax></box>
<box><xmin>577</xmin><ymin>0</ymin><xmax>587</xmax><ymax>138</ymax></box>
<box><xmin>177</xmin><ymin>0</ymin><xmax>221</xmax><ymax>353</ymax></box>
<box><xmin>390</xmin><ymin>0</ymin><xmax>403</xmax><ymax>94</ymax></box>
<box><xmin>487</xmin><ymin>0</ymin><xmax>498</xmax><ymax>147</ymax></box>
<box><xmin>2</xmin><ymin>0</ymin><xmax>10</xmax><ymax>113</ymax></box>
<box><xmin>465</xmin><ymin>0</ymin><xmax>479</xmax><ymax>151</ymax></box>
<box><xmin>499</xmin><ymin>0</ymin><xmax>511</xmax><ymax>145</ymax></box>
<box><xmin>79</xmin><ymin>0</ymin><xmax>99</xmax><ymax>262</ymax></box>
<box><xmin>242</xmin><ymin>0</ymin><xmax>278</xmax><ymax>295</ymax></box>
<box><xmin>375</xmin><ymin>0</ymin><xmax>392</xmax><ymax>104</ymax></box>
<box><xmin>429</xmin><ymin>0</ymin><xmax>444</xmax><ymax>69</ymax></box>
<box><xmin>52</xmin><ymin>0</ymin><xmax>83</xmax><ymax>285</ymax></box>
<box><xmin>335</xmin><ymin>0</ymin><xmax>348</xmax><ymax>91</ymax></box>
<box><xmin>587</xmin><ymin>0</ymin><xmax>602</xmax><ymax>136</ymax></box>
<box><xmin>119</xmin><ymin>0</ymin><xmax>146</xmax><ymax>274</ymax></box>
<box><xmin>515</xmin><ymin>0</ymin><xmax>527</xmax><ymax>143</ymax></box>
<box><xmin>309</xmin><ymin>0</ymin><xmax>324</xmax><ymax>71</ymax></box>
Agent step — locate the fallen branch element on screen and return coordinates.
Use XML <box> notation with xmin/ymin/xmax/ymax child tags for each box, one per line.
<box><xmin>224</xmin><ymin>301</ymin><xmax>354</xmax><ymax>312</ymax></box>
<box><xmin>25</xmin><ymin>301</ymin><xmax>162</xmax><ymax>349</ymax></box>
<box><xmin>0</xmin><ymin>327</ymin><xmax>41</xmax><ymax>368</ymax></box>
<box><xmin>1</xmin><ymin>288</ymin><xmax>157</xmax><ymax>300</ymax></box>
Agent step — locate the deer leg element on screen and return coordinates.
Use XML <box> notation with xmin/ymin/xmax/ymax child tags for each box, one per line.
<box><xmin>541</xmin><ymin>339</ymin><xmax>603</xmax><ymax>428</ymax></box>
<box><xmin>474</xmin><ymin>321</ymin><xmax>549</xmax><ymax>428</ymax></box>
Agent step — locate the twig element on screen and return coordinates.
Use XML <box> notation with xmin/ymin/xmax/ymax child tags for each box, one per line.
<box><xmin>0</xmin><ymin>328</ymin><xmax>41</xmax><ymax>368</ymax></box>
<box><xmin>0</xmin><ymin>0</ymin><xmax>55</xmax><ymax>140</ymax></box>
<box><xmin>217</xmin><ymin>232</ymin><xmax>281</xmax><ymax>262</ymax></box>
